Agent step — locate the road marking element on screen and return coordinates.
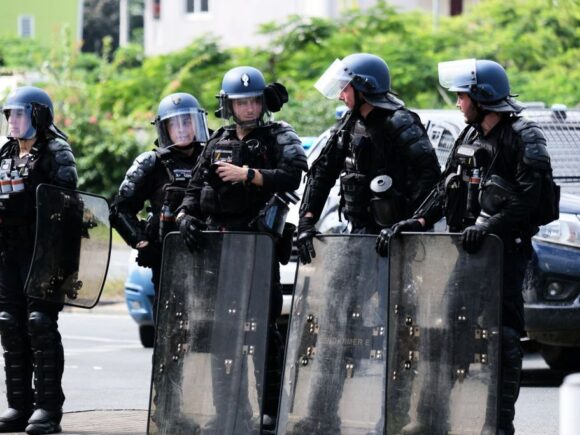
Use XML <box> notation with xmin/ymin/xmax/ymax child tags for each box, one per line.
<box><xmin>63</xmin><ymin>335</ymin><xmax>138</xmax><ymax>344</ymax></box>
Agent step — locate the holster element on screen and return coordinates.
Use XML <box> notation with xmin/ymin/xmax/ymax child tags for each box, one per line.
<box><xmin>276</xmin><ymin>222</ymin><xmax>296</xmax><ymax>265</ymax></box>
<box><xmin>200</xmin><ymin>183</ymin><xmax>249</xmax><ymax>216</ymax></box>
<box><xmin>340</xmin><ymin>172</ymin><xmax>370</xmax><ymax>221</ymax></box>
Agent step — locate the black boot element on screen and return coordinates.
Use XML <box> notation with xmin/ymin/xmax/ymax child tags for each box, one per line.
<box><xmin>25</xmin><ymin>312</ymin><xmax>65</xmax><ymax>435</ymax></box>
<box><xmin>498</xmin><ymin>327</ymin><xmax>523</xmax><ymax>435</ymax></box>
<box><xmin>0</xmin><ymin>311</ymin><xmax>33</xmax><ymax>433</ymax></box>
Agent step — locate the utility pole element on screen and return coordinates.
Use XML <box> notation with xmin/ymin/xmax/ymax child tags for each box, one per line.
<box><xmin>119</xmin><ymin>0</ymin><xmax>129</xmax><ymax>46</ymax></box>
<box><xmin>432</xmin><ymin>0</ymin><xmax>440</xmax><ymax>30</ymax></box>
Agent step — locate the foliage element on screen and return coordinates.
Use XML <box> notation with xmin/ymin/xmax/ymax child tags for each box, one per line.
<box><xmin>1</xmin><ymin>0</ymin><xmax>578</xmax><ymax>195</ymax></box>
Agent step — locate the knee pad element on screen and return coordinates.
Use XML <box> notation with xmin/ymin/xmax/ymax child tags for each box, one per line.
<box><xmin>28</xmin><ymin>312</ymin><xmax>60</xmax><ymax>349</ymax></box>
<box><xmin>0</xmin><ymin>311</ymin><xmax>19</xmax><ymax>335</ymax></box>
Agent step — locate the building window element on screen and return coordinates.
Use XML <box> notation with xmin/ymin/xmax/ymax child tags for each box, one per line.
<box><xmin>153</xmin><ymin>0</ymin><xmax>161</xmax><ymax>20</ymax></box>
<box><xmin>186</xmin><ymin>0</ymin><xmax>209</xmax><ymax>14</ymax></box>
<box><xmin>18</xmin><ymin>15</ymin><xmax>35</xmax><ymax>38</ymax></box>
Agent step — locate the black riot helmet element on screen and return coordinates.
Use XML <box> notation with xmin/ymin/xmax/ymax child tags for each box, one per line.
<box><xmin>153</xmin><ymin>92</ymin><xmax>210</xmax><ymax>148</ymax></box>
<box><xmin>1</xmin><ymin>86</ymin><xmax>65</xmax><ymax>140</ymax></box>
<box><xmin>438</xmin><ymin>59</ymin><xmax>523</xmax><ymax>113</ymax></box>
<box><xmin>314</xmin><ymin>53</ymin><xmax>404</xmax><ymax>110</ymax></box>
<box><xmin>217</xmin><ymin>66</ymin><xmax>268</xmax><ymax>128</ymax></box>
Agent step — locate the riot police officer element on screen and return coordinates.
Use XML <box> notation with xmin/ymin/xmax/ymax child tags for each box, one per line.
<box><xmin>0</xmin><ymin>86</ymin><xmax>77</xmax><ymax>434</ymax></box>
<box><xmin>110</xmin><ymin>92</ymin><xmax>209</xmax><ymax>303</ymax></box>
<box><xmin>296</xmin><ymin>53</ymin><xmax>440</xmax><ymax>263</ymax></box>
<box><xmin>377</xmin><ymin>59</ymin><xmax>554</xmax><ymax>435</ymax></box>
<box><xmin>177</xmin><ymin>66</ymin><xmax>307</xmax><ymax>430</ymax></box>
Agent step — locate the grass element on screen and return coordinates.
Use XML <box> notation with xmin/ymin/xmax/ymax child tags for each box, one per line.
<box><xmin>101</xmin><ymin>277</ymin><xmax>126</xmax><ymax>301</ymax></box>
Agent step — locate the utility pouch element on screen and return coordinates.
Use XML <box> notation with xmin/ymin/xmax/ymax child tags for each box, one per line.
<box><xmin>340</xmin><ymin>172</ymin><xmax>370</xmax><ymax>220</ymax></box>
<box><xmin>254</xmin><ymin>191</ymin><xmax>299</xmax><ymax>239</ymax></box>
<box><xmin>479</xmin><ymin>175</ymin><xmax>518</xmax><ymax>218</ymax></box>
<box><xmin>369</xmin><ymin>175</ymin><xmax>405</xmax><ymax>227</ymax></box>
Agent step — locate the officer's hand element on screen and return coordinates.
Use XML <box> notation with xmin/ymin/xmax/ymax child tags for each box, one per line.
<box><xmin>136</xmin><ymin>242</ymin><xmax>160</xmax><ymax>268</ymax></box>
<box><xmin>461</xmin><ymin>224</ymin><xmax>487</xmax><ymax>254</ymax></box>
<box><xmin>214</xmin><ymin>161</ymin><xmax>246</xmax><ymax>183</ymax></box>
<box><xmin>178</xmin><ymin>215</ymin><xmax>206</xmax><ymax>252</ymax></box>
<box><xmin>296</xmin><ymin>216</ymin><xmax>319</xmax><ymax>264</ymax></box>
<box><xmin>375</xmin><ymin>218</ymin><xmax>424</xmax><ymax>257</ymax></box>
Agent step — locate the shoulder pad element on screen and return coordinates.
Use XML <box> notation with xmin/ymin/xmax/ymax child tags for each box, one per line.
<box><xmin>269</xmin><ymin>121</ymin><xmax>295</xmax><ymax>135</ymax></box>
<box><xmin>119</xmin><ymin>151</ymin><xmax>157</xmax><ymax>198</ymax></box>
<box><xmin>270</xmin><ymin>122</ymin><xmax>301</xmax><ymax>146</ymax></box>
<box><xmin>512</xmin><ymin>117</ymin><xmax>547</xmax><ymax>146</ymax></box>
<box><xmin>135</xmin><ymin>150</ymin><xmax>157</xmax><ymax>169</ymax></box>
<box><xmin>512</xmin><ymin>118</ymin><xmax>550</xmax><ymax>170</ymax></box>
<box><xmin>47</xmin><ymin>138</ymin><xmax>73</xmax><ymax>154</ymax></box>
<box><xmin>390</xmin><ymin>109</ymin><xmax>417</xmax><ymax>128</ymax></box>
<box><xmin>523</xmin><ymin>141</ymin><xmax>551</xmax><ymax>171</ymax></box>
<box><xmin>389</xmin><ymin>109</ymin><xmax>429</xmax><ymax>147</ymax></box>
<box><xmin>47</xmin><ymin>138</ymin><xmax>76</xmax><ymax>165</ymax></box>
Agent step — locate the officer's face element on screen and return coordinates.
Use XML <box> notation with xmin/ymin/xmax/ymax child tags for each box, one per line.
<box><xmin>166</xmin><ymin>114</ymin><xmax>195</xmax><ymax>146</ymax></box>
<box><xmin>339</xmin><ymin>84</ymin><xmax>355</xmax><ymax>110</ymax></box>
<box><xmin>7</xmin><ymin>109</ymin><xmax>31</xmax><ymax>138</ymax></box>
<box><xmin>456</xmin><ymin>93</ymin><xmax>477</xmax><ymax>123</ymax></box>
<box><xmin>232</xmin><ymin>97</ymin><xmax>262</xmax><ymax>123</ymax></box>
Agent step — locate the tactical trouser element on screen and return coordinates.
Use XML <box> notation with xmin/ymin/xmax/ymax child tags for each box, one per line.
<box><xmin>0</xmin><ymin>228</ymin><xmax>65</xmax><ymax>434</ymax></box>
<box><xmin>0</xmin><ymin>311</ymin><xmax>33</xmax><ymax>432</ymax></box>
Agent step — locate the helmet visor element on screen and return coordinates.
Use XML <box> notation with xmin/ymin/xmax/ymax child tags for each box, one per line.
<box><xmin>160</xmin><ymin>109</ymin><xmax>209</xmax><ymax>147</ymax></box>
<box><xmin>438</xmin><ymin>59</ymin><xmax>477</xmax><ymax>91</ymax></box>
<box><xmin>314</xmin><ymin>59</ymin><xmax>353</xmax><ymax>99</ymax></box>
<box><xmin>1</xmin><ymin>103</ymin><xmax>36</xmax><ymax>139</ymax></box>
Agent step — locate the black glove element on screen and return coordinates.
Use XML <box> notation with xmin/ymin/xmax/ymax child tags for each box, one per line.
<box><xmin>461</xmin><ymin>224</ymin><xmax>488</xmax><ymax>254</ymax></box>
<box><xmin>135</xmin><ymin>242</ymin><xmax>161</xmax><ymax>268</ymax></box>
<box><xmin>296</xmin><ymin>216</ymin><xmax>319</xmax><ymax>264</ymax></box>
<box><xmin>375</xmin><ymin>218</ymin><xmax>424</xmax><ymax>257</ymax></box>
<box><xmin>178</xmin><ymin>215</ymin><xmax>206</xmax><ymax>252</ymax></box>
<box><xmin>264</xmin><ymin>82</ymin><xmax>289</xmax><ymax>112</ymax></box>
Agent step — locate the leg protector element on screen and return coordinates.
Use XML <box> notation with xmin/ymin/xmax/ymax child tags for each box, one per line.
<box><xmin>262</xmin><ymin>325</ymin><xmax>284</xmax><ymax>423</ymax></box>
<box><xmin>498</xmin><ymin>326</ymin><xmax>523</xmax><ymax>435</ymax></box>
<box><xmin>0</xmin><ymin>311</ymin><xmax>33</xmax><ymax>432</ymax></box>
<box><xmin>26</xmin><ymin>312</ymin><xmax>64</xmax><ymax>435</ymax></box>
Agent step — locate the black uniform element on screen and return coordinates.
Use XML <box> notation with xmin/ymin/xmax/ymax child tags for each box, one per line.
<box><xmin>300</xmin><ymin>108</ymin><xmax>441</xmax><ymax>233</ymax></box>
<box><xmin>0</xmin><ymin>136</ymin><xmax>77</xmax><ymax>427</ymax></box>
<box><xmin>417</xmin><ymin>116</ymin><xmax>550</xmax><ymax>434</ymax></box>
<box><xmin>110</xmin><ymin>145</ymin><xmax>202</xmax><ymax>295</ymax></box>
<box><xmin>179</xmin><ymin>121</ymin><xmax>307</xmax><ymax>423</ymax></box>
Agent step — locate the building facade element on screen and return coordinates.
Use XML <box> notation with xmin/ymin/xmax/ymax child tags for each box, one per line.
<box><xmin>0</xmin><ymin>0</ymin><xmax>83</xmax><ymax>43</ymax></box>
<box><xmin>143</xmin><ymin>0</ymin><xmax>479</xmax><ymax>55</ymax></box>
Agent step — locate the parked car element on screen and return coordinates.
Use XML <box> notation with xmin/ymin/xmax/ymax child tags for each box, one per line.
<box><xmin>124</xmin><ymin>250</ymin><xmax>155</xmax><ymax>347</ymax></box>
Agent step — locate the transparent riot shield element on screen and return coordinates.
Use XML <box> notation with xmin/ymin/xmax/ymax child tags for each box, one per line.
<box><xmin>25</xmin><ymin>184</ymin><xmax>111</xmax><ymax>308</ymax></box>
<box><xmin>277</xmin><ymin>235</ymin><xmax>389</xmax><ymax>435</ymax></box>
<box><xmin>387</xmin><ymin>233</ymin><xmax>502</xmax><ymax>435</ymax></box>
<box><xmin>148</xmin><ymin>231</ymin><xmax>274</xmax><ymax>435</ymax></box>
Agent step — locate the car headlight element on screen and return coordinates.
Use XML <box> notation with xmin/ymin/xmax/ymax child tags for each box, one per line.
<box><xmin>534</xmin><ymin>213</ymin><xmax>580</xmax><ymax>248</ymax></box>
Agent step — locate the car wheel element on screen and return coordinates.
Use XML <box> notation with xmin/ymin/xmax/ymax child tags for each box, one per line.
<box><xmin>539</xmin><ymin>343</ymin><xmax>580</xmax><ymax>371</ymax></box>
<box><xmin>139</xmin><ymin>325</ymin><xmax>155</xmax><ymax>348</ymax></box>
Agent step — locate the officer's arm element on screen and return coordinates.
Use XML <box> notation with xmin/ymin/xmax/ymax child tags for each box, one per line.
<box><xmin>483</xmin><ymin>127</ymin><xmax>547</xmax><ymax>232</ymax></box>
<box><xmin>259</xmin><ymin>127</ymin><xmax>307</xmax><ymax>192</ymax></box>
<box><xmin>177</xmin><ymin>144</ymin><xmax>211</xmax><ymax>219</ymax></box>
<box><xmin>110</xmin><ymin>151</ymin><xmax>156</xmax><ymax>248</ymax></box>
<box><xmin>48</xmin><ymin>139</ymin><xmax>78</xmax><ymax>190</ymax></box>
<box><xmin>299</xmin><ymin>123</ymin><xmax>347</xmax><ymax>221</ymax></box>
<box><xmin>394</xmin><ymin>111</ymin><xmax>442</xmax><ymax>212</ymax></box>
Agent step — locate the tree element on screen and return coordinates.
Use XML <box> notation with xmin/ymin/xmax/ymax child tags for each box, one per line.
<box><xmin>82</xmin><ymin>0</ymin><xmax>120</xmax><ymax>55</ymax></box>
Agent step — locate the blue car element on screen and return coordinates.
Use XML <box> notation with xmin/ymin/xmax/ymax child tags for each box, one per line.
<box><xmin>124</xmin><ymin>250</ymin><xmax>155</xmax><ymax>347</ymax></box>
